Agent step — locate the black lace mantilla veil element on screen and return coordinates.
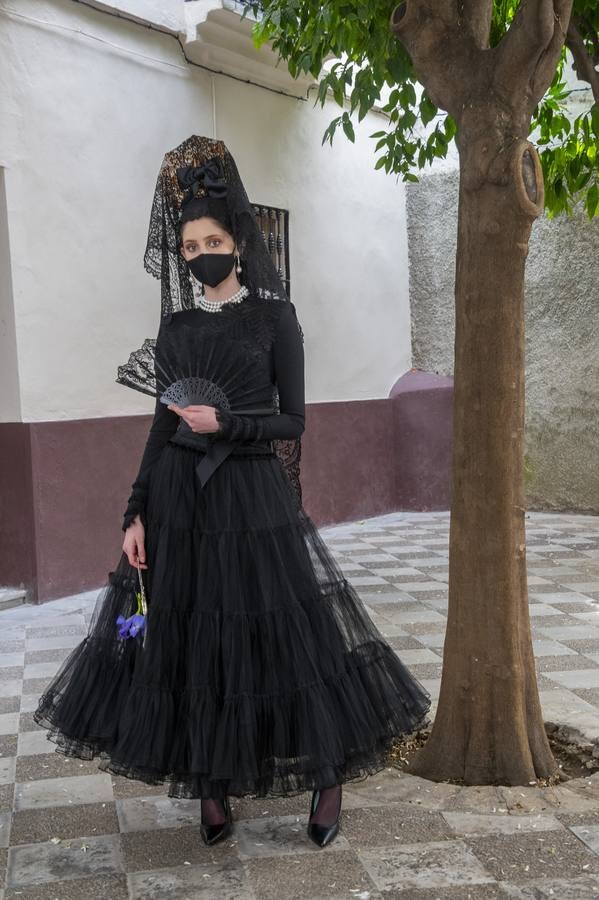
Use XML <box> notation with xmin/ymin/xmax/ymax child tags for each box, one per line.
<box><xmin>123</xmin><ymin>134</ymin><xmax>303</xmax><ymax>503</ymax></box>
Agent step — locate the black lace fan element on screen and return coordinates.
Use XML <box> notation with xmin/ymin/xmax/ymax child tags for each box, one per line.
<box><xmin>116</xmin><ymin>336</ymin><xmax>273</xmax><ymax>414</ymax></box>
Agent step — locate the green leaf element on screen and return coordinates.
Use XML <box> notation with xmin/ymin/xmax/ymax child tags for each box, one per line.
<box><xmin>342</xmin><ymin>117</ymin><xmax>355</xmax><ymax>142</ymax></box>
<box><xmin>586</xmin><ymin>183</ymin><xmax>599</xmax><ymax>219</ymax></box>
<box><xmin>403</xmin><ymin>83</ymin><xmax>417</xmax><ymax>107</ymax></box>
<box><xmin>332</xmin><ymin>80</ymin><xmax>344</xmax><ymax>106</ymax></box>
<box><xmin>420</xmin><ymin>94</ymin><xmax>437</xmax><ymax>126</ymax></box>
<box><xmin>574</xmin><ymin>171</ymin><xmax>592</xmax><ymax>192</ymax></box>
<box><xmin>297</xmin><ymin>51</ymin><xmax>312</xmax><ymax>72</ymax></box>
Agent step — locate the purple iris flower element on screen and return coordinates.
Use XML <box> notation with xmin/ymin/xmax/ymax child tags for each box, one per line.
<box><xmin>116</xmin><ymin>612</ymin><xmax>147</xmax><ymax>640</ymax></box>
<box><xmin>116</xmin><ymin>579</ymin><xmax>148</xmax><ymax>641</ymax></box>
<box><xmin>128</xmin><ymin>614</ymin><xmax>146</xmax><ymax>637</ymax></box>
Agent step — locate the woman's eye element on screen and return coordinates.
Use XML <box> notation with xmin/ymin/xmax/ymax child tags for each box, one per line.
<box><xmin>209</xmin><ymin>240</ymin><xmax>221</xmax><ymax>248</ymax></box>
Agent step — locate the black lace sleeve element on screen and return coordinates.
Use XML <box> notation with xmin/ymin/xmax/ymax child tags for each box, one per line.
<box><xmin>211</xmin><ymin>301</ymin><xmax>305</xmax><ymax>442</ymax></box>
<box><xmin>122</xmin><ymin>322</ymin><xmax>180</xmax><ymax>531</ymax></box>
<box><xmin>122</xmin><ymin>395</ymin><xmax>180</xmax><ymax>530</ymax></box>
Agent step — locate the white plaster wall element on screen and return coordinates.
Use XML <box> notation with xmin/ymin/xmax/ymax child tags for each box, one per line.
<box><xmin>0</xmin><ymin>0</ymin><xmax>411</xmax><ymax>423</ymax></box>
<box><xmin>0</xmin><ymin>169</ymin><xmax>21</xmax><ymax>420</ymax></box>
<box><xmin>83</xmin><ymin>0</ymin><xmax>184</xmax><ymax>31</ymax></box>
<box><xmin>214</xmin><ymin>78</ymin><xmax>411</xmax><ymax>405</ymax></box>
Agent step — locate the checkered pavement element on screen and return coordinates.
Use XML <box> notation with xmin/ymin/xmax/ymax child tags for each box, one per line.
<box><xmin>2</xmin><ymin>510</ymin><xmax>599</xmax><ymax>897</ymax></box>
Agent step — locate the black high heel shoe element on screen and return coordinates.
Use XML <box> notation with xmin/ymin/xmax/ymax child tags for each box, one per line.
<box><xmin>307</xmin><ymin>785</ymin><xmax>342</xmax><ymax>848</ymax></box>
<box><xmin>200</xmin><ymin>797</ymin><xmax>232</xmax><ymax>847</ymax></box>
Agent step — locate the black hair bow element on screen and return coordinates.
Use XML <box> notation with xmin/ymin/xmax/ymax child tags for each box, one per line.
<box><xmin>176</xmin><ymin>157</ymin><xmax>228</xmax><ymax>206</ymax></box>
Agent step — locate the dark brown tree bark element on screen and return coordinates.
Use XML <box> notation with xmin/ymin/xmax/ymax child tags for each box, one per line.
<box><xmin>390</xmin><ymin>0</ymin><xmax>573</xmax><ymax>784</ymax></box>
<box><xmin>567</xmin><ymin>18</ymin><xmax>599</xmax><ymax>101</ymax></box>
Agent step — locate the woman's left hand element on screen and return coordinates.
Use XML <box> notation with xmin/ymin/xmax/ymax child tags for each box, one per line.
<box><xmin>167</xmin><ymin>403</ymin><xmax>220</xmax><ymax>434</ymax></box>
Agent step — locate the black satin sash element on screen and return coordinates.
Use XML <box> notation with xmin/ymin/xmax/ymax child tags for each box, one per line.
<box><xmin>169</xmin><ymin>407</ymin><xmax>276</xmax><ymax>487</ymax></box>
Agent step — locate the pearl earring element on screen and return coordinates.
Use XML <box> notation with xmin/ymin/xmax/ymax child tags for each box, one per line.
<box><xmin>191</xmin><ymin>272</ymin><xmax>205</xmax><ymax>298</ymax></box>
<box><xmin>235</xmin><ymin>254</ymin><xmax>242</xmax><ymax>275</ymax></box>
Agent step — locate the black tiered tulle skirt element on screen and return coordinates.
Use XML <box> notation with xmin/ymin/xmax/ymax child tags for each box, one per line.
<box><xmin>33</xmin><ymin>441</ymin><xmax>431</xmax><ymax>799</ymax></box>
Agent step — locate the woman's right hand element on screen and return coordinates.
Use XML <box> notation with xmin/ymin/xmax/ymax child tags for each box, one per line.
<box><xmin>122</xmin><ymin>516</ymin><xmax>148</xmax><ymax>569</ymax></box>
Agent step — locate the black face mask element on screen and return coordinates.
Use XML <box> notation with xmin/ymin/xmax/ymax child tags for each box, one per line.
<box><xmin>187</xmin><ymin>252</ymin><xmax>236</xmax><ymax>288</ymax></box>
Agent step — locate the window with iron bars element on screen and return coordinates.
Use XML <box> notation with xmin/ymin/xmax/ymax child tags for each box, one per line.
<box><xmin>252</xmin><ymin>204</ymin><xmax>291</xmax><ymax>299</ymax></box>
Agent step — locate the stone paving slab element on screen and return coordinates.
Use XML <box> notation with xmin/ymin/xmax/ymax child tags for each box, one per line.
<box><xmin>358</xmin><ymin>838</ymin><xmax>496</xmax><ymax>891</ymax></box>
<box><xmin>1</xmin><ymin>511</ymin><xmax>599</xmax><ymax>897</ymax></box>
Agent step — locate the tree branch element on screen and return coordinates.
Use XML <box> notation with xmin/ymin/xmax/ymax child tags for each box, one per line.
<box><xmin>495</xmin><ymin>0</ymin><xmax>573</xmax><ymax>109</ymax></box>
<box><xmin>566</xmin><ymin>18</ymin><xmax>599</xmax><ymax>102</ymax></box>
<box><xmin>389</xmin><ymin>0</ymin><xmax>456</xmax><ymax>51</ymax></box>
<box><xmin>579</xmin><ymin>16</ymin><xmax>599</xmax><ymax>65</ymax></box>
<box><xmin>457</xmin><ymin>0</ymin><xmax>494</xmax><ymax>48</ymax></box>
<box><xmin>496</xmin><ymin>0</ymin><xmax>556</xmax><ymax>76</ymax></box>
<box><xmin>389</xmin><ymin>1</ymin><xmax>477</xmax><ymax>116</ymax></box>
<box><xmin>530</xmin><ymin>0</ymin><xmax>574</xmax><ymax>101</ymax></box>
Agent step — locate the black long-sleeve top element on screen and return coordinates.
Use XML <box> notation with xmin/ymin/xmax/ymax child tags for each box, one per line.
<box><xmin>122</xmin><ymin>295</ymin><xmax>304</xmax><ymax>531</ymax></box>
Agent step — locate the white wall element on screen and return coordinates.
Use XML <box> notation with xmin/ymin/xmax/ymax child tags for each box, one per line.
<box><xmin>0</xmin><ymin>0</ymin><xmax>412</xmax><ymax>422</ymax></box>
<box><xmin>0</xmin><ymin>169</ymin><xmax>21</xmax><ymax>420</ymax></box>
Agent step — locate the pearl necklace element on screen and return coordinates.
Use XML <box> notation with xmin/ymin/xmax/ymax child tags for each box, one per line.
<box><xmin>197</xmin><ymin>285</ymin><xmax>250</xmax><ymax>313</ymax></box>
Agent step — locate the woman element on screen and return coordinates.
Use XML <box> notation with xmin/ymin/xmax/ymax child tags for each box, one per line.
<box><xmin>34</xmin><ymin>134</ymin><xmax>431</xmax><ymax>850</ymax></box>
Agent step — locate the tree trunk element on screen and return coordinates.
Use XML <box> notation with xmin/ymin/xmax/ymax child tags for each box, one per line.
<box><xmin>409</xmin><ymin>138</ymin><xmax>559</xmax><ymax>784</ymax></box>
<box><xmin>389</xmin><ymin>0</ymin><xmax>573</xmax><ymax>785</ymax></box>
